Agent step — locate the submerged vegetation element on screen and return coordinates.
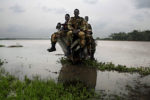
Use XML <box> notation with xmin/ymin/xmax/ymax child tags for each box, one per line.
<box><xmin>0</xmin><ymin>44</ymin><xmax>23</xmax><ymax>48</ymax></box>
<box><xmin>0</xmin><ymin>45</ymin><xmax>5</xmax><ymax>47</ymax></box>
<box><xmin>60</xmin><ymin>57</ymin><xmax>150</xmax><ymax>76</ymax></box>
<box><xmin>0</xmin><ymin>59</ymin><xmax>4</xmax><ymax>66</ymax></box>
<box><xmin>8</xmin><ymin>45</ymin><xmax>23</xmax><ymax>48</ymax></box>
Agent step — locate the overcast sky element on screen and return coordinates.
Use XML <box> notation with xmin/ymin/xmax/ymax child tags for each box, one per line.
<box><xmin>0</xmin><ymin>0</ymin><xmax>150</xmax><ymax>38</ymax></box>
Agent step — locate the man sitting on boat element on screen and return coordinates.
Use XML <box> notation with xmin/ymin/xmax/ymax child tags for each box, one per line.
<box><xmin>47</xmin><ymin>14</ymin><xmax>70</xmax><ymax>52</ymax></box>
<box><xmin>67</xmin><ymin>9</ymin><xmax>87</xmax><ymax>56</ymax></box>
<box><xmin>85</xmin><ymin>16</ymin><xmax>96</xmax><ymax>60</ymax></box>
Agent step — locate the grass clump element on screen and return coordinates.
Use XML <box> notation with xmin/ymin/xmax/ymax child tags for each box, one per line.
<box><xmin>8</xmin><ymin>45</ymin><xmax>23</xmax><ymax>48</ymax></box>
<box><xmin>84</xmin><ymin>60</ymin><xmax>150</xmax><ymax>76</ymax></box>
<box><xmin>59</xmin><ymin>57</ymin><xmax>72</xmax><ymax>65</ymax></box>
<box><xmin>0</xmin><ymin>59</ymin><xmax>125</xmax><ymax>100</ymax></box>
<box><xmin>60</xmin><ymin>57</ymin><xmax>150</xmax><ymax>76</ymax></box>
<box><xmin>0</xmin><ymin>75</ymin><xmax>95</xmax><ymax>100</ymax></box>
<box><xmin>0</xmin><ymin>45</ymin><xmax>5</xmax><ymax>47</ymax></box>
<box><xmin>0</xmin><ymin>59</ymin><xmax>4</xmax><ymax>66</ymax></box>
<box><xmin>0</xmin><ymin>60</ymin><xmax>95</xmax><ymax>100</ymax></box>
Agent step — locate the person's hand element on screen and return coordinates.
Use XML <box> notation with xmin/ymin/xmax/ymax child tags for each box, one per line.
<box><xmin>72</xmin><ymin>29</ymin><xmax>79</xmax><ymax>36</ymax></box>
<box><xmin>73</xmin><ymin>29</ymin><xmax>80</xmax><ymax>35</ymax></box>
<box><xmin>87</xmin><ymin>31</ymin><xmax>92</xmax><ymax>34</ymax></box>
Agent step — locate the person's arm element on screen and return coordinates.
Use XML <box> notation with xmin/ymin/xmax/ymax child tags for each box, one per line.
<box><xmin>68</xmin><ymin>17</ymin><xmax>73</xmax><ymax>31</ymax></box>
<box><xmin>88</xmin><ymin>24</ymin><xmax>92</xmax><ymax>31</ymax></box>
<box><xmin>56</xmin><ymin>22</ymin><xmax>61</xmax><ymax>30</ymax></box>
<box><xmin>87</xmin><ymin>24</ymin><xmax>93</xmax><ymax>34</ymax></box>
<box><xmin>80</xmin><ymin>18</ymin><xmax>86</xmax><ymax>31</ymax></box>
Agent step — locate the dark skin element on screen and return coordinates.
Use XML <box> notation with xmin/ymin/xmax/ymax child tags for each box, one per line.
<box><xmin>85</xmin><ymin>16</ymin><xmax>93</xmax><ymax>34</ymax></box>
<box><xmin>62</xmin><ymin>14</ymin><xmax>70</xmax><ymax>31</ymax></box>
<box><xmin>85</xmin><ymin>16</ymin><xmax>89</xmax><ymax>22</ymax></box>
<box><xmin>74</xmin><ymin>9</ymin><xmax>79</xmax><ymax>18</ymax></box>
<box><xmin>56</xmin><ymin>23</ymin><xmax>61</xmax><ymax>30</ymax></box>
<box><xmin>73</xmin><ymin>9</ymin><xmax>80</xmax><ymax>34</ymax></box>
<box><xmin>65</xmin><ymin>15</ymin><xmax>70</xmax><ymax>22</ymax></box>
<box><xmin>57</xmin><ymin>14</ymin><xmax>70</xmax><ymax>30</ymax></box>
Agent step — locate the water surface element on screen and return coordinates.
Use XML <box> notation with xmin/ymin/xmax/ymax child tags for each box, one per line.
<box><xmin>0</xmin><ymin>40</ymin><xmax>150</xmax><ymax>99</ymax></box>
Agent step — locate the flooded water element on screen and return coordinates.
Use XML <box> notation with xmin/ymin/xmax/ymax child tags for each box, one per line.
<box><xmin>0</xmin><ymin>40</ymin><xmax>150</xmax><ymax>99</ymax></box>
<box><xmin>96</xmin><ymin>41</ymin><xmax>150</xmax><ymax>67</ymax></box>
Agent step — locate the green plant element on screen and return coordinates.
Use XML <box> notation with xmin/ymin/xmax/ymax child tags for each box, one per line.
<box><xmin>60</xmin><ymin>58</ymin><xmax>150</xmax><ymax>76</ymax></box>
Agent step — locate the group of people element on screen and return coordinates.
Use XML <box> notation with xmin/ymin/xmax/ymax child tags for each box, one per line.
<box><xmin>47</xmin><ymin>9</ymin><xmax>96</xmax><ymax>60</ymax></box>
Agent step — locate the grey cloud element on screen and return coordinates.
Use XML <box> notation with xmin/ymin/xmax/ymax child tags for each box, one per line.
<box><xmin>83</xmin><ymin>0</ymin><xmax>98</xmax><ymax>4</ymax></box>
<box><xmin>42</xmin><ymin>7</ymin><xmax>66</xmax><ymax>14</ymax></box>
<box><xmin>7</xmin><ymin>25</ymin><xmax>26</xmax><ymax>33</ymax></box>
<box><xmin>133</xmin><ymin>14</ymin><xmax>144</xmax><ymax>21</ymax></box>
<box><xmin>0</xmin><ymin>8</ymin><xmax>3</xmax><ymax>12</ymax></box>
<box><xmin>132</xmin><ymin>8</ymin><xmax>150</xmax><ymax>22</ymax></box>
<box><xmin>135</xmin><ymin>0</ymin><xmax>150</xmax><ymax>8</ymax></box>
<box><xmin>92</xmin><ymin>21</ymin><xmax>109</xmax><ymax>38</ymax></box>
<box><xmin>0</xmin><ymin>25</ymin><xmax>54</xmax><ymax>38</ymax></box>
<box><xmin>94</xmin><ymin>22</ymin><xmax>107</xmax><ymax>29</ymax></box>
<box><xmin>10</xmin><ymin>4</ymin><xmax>25</xmax><ymax>13</ymax></box>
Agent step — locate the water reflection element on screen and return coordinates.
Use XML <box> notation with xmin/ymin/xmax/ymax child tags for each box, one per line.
<box><xmin>125</xmin><ymin>79</ymin><xmax>150</xmax><ymax>100</ymax></box>
<box><xmin>58</xmin><ymin>63</ymin><xmax>97</xmax><ymax>89</ymax></box>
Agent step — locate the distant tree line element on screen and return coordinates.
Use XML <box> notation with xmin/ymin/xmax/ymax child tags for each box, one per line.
<box><xmin>96</xmin><ymin>30</ymin><xmax>150</xmax><ymax>41</ymax></box>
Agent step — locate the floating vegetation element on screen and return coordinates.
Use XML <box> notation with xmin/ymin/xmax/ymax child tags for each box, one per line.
<box><xmin>60</xmin><ymin>57</ymin><xmax>150</xmax><ymax>76</ymax></box>
<box><xmin>55</xmin><ymin>54</ymin><xmax>64</xmax><ymax>56</ymax></box>
<box><xmin>8</xmin><ymin>45</ymin><xmax>23</xmax><ymax>48</ymax></box>
<box><xmin>0</xmin><ymin>45</ymin><xmax>5</xmax><ymax>47</ymax></box>
<box><xmin>0</xmin><ymin>44</ymin><xmax>23</xmax><ymax>47</ymax></box>
<box><xmin>0</xmin><ymin>59</ymin><xmax>4</xmax><ymax>66</ymax></box>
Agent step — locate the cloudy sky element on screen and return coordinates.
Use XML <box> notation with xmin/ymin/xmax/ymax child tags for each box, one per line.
<box><xmin>0</xmin><ymin>0</ymin><xmax>150</xmax><ymax>38</ymax></box>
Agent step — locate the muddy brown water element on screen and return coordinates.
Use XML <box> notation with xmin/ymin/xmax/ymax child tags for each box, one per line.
<box><xmin>0</xmin><ymin>40</ymin><xmax>150</xmax><ymax>99</ymax></box>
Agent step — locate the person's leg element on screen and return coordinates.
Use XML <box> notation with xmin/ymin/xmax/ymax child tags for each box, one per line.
<box><xmin>86</xmin><ymin>33</ymin><xmax>91</xmax><ymax>55</ymax></box>
<box><xmin>66</xmin><ymin>31</ymin><xmax>73</xmax><ymax>56</ymax></box>
<box><xmin>67</xmin><ymin>31</ymin><xmax>73</xmax><ymax>46</ymax></box>
<box><xmin>78</xmin><ymin>31</ymin><xmax>86</xmax><ymax>58</ymax></box>
<box><xmin>78</xmin><ymin>31</ymin><xmax>85</xmax><ymax>48</ymax></box>
<box><xmin>85</xmin><ymin>33</ymin><xmax>96</xmax><ymax>60</ymax></box>
<box><xmin>47</xmin><ymin>33</ymin><xmax>57</xmax><ymax>52</ymax></box>
<box><xmin>90</xmin><ymin>37</ymin><xmax>96</xmax><ymax>60</ymax></box>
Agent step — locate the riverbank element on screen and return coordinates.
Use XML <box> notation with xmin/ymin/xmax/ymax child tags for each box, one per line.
<box><xmin>0</xmin><ymin>59</ymin><xmax>127</xmax><ymax>100</ymax></box>
<box><xmin>0</xmin><ymin>59</ymin><xmax>95</xmax><ymax>100</ymax></box>
<box><xmin>1</xmin><ymin>58</ymin><xmax>150</xmax><ymax>99</ymax></box>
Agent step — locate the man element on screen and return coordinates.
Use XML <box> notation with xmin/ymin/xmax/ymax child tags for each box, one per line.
<box><xmin>67</xmin><ymin>9</ymin><xmax>86</xmax><ymax>56</ymax></box>
<box><xmin>85</xmin><ymin>16</ymin><xmax>96</xmax><ymax>60</ymax></box>
<box><xmin>47</xmin><ymin>14</ymin><xmax>70</xmax><ymax>52</ymax></box>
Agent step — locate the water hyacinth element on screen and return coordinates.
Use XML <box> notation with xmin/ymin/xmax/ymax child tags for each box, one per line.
<box><xmin>60</xmin><ymin>57</ymin><xmax>150</xmax><ymax>76</ymax></box>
